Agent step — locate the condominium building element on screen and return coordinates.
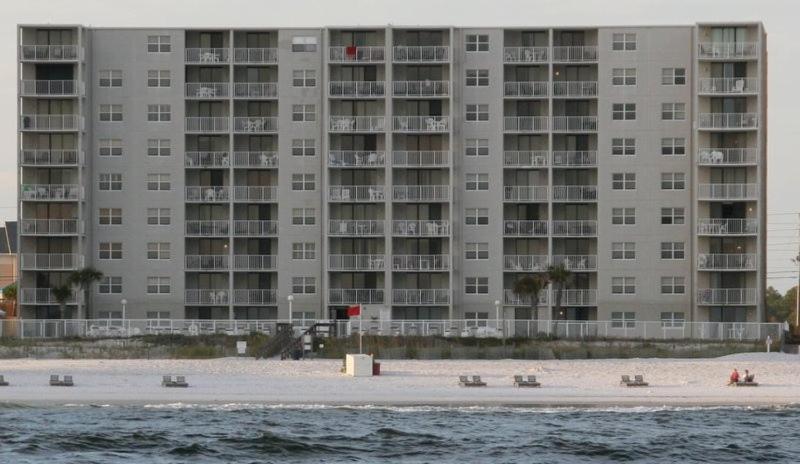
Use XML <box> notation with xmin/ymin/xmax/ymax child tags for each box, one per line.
<box><xmin>16</xmin><ymin>23</ymin><xmax>767</xmax><ymax>327</ymax></box>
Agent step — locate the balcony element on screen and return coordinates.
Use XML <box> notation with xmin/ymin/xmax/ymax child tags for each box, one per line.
<box><xmin>329</xmin><ymin>116</ymin><xmax>385</xmax><ymax>133</ymax></box>
<box><xmin>392</xmin><ymin>289</ymin><xmax>450</xmax><ymax>305</ymax></box>
<box><xmin>329</xmin><ymin>254</ymin><xmax>386</xmax><ymax>271</ymax></box>
<box><xmin>392</xmin><ymin>116</ymin><xmax>449</xmax><ymax>133</ymax></box>
<box><xmin>185</xmin><ymin>82</ymin><xmax>229</xmax><ymax>99</ymax></box>
<box><xmin>329</xmin><ymin>185</ymin><xmax>385</xmax><ymax>202</ymax></box>
<box><xmin>392</xmin><ymin>80</ymin><xmax>449</xmax><ymax>97</ymax></box>
<box><xmin>503</xmin><ymin>116</ymin><xmax>548</xmax><ymax>133</ymax></box>
<box><xmin>233</xmin><ymin>48</ymin><xmax>278</xmax><ymax>64</ymax></box>
<box><xmin>503</xmin><ymin>150</ymin><xmax>549</xmax><ymax>168</ymax></box>
<box><xmin>552</xmin><ymin>116</ymin><xmax>597</xmax><ymax>132</ymax></box>
<box><xmin>233</xmin><ymin>289</ymin><xmax>277</xmax><ymax>305</ymax></box>
<box><xmin>392</xmin><ymin>220</ymin><xmax>449</xmax><ymax>237</ymax></box>
<box><xmin>552</xmin><ymin>150</ymin><xmax>597</xmax><ymax>167</ymax></box>
<box><xmin>329</xmin><ymin>220</ymin><xmax>385</xmax><ymax>237</ymax></box>
<box><xmin>185</xmin><ymin>117</ymin><xmax>229</xmax><ymax>133</ymax></box>
<box><xmin>232</xmin><ymin>220</ymin><xmax>278</xmax><ymax>237</ymax></box>
<box><xmin>21</xmin><ymin>80</ymin><xmax>79</xmax><ymax>97</ymax></box>
<box><xmin>185</xmin><ymin>220</ymin><xmax>229</xmax><ymax>237</ymax></box>
<box><xmin>697</xmin><ymin>253</ymin><xmax>757</xmax><ymax>271</ymax></box>
<box><xmin>233</xmin><ymin>116</ymin><xmax>278</xmax><ymax>133</ymax></box>
<box><xmin>185</xmin><ymin>289</ymin><xmax>229</xmax><ymax>305</ymax></box>
<box><xmin>551</xmin><ymin>220</ymin><xmax>597</xmax><ymax>237</ymax></box>
<box><xmin>552</xmin><ymin>81</ymin><xmax>598</xmax><ymax>98</ymax></box>
<box><xmin>697</xmin><ymin>42</ymin><xmax>759</xmax><ymax>60</ymax></box>
<box><xmin>233</xmin><ymin>186</ymin><xmax>278</xmax><ymax>203</ymax></box>
<box><xmin>21</xmin><ymin>288</ymin><xmax>80</xmax><ymax>305</ymax></box>
<box><xmin>503</xmin><ymin>288</ymin><xmax>549</xmax><ymax>306</ymax></box>
<box><xmin>328</xmin><ymin>150</ymin><xmax>386</xmax><ymax>168</ymax></box>
<box><xmin>20</xmin><ymin>44</ymin><xmax>80</xmax><ymax>61</ymax></box>
<box><xmin>504</xmin><ymin>186</ymin><xmax>548</xmax><ymax>202</ymax></box>
<box><xmin>20</xmin><ymin>114</ymin><xmax>81</xmax><ymax>131</ymax></box>
<box><xmin>185</xmin><ymin>186</ymin><xmax>230</xmax><ymax>203</ymax></box>
<box><xmin>552</xmin><ymin>254</ymin><xmax>597</xmax><ymax>271</ymax></box>
<box><xmin>233</xmin><ymin>151</ymin><xmax>278</xmax><ymax>168</ymax></box>
<box><xmin>233</xmin><ymin>255</ymin><xmax>277</xmax><ymax>271</ymax></box>
<box><xmin>185</xmin><ymin>151</ymin><xmax>229</xmax><ymax>168</ymax></box>
<box><xmin>233</xmin><ymin>83</ymin><xmax>278</xmax><ymax>99</ymax></box>
<box><xmin>185</xmin><ymin>48</ymin><xmax>229</xmax><ymax>64</ymax></box>
<box><xmin>503</xmin><ymin>81</ymin><xmax>549</xmax><ymax>98</ymax></box>
<box><xmin>393</xmin><ymin>185</ymin><xmax>450</xmax><ymax>202</ymax></box>
<box><xmin>392</xmin><ymin>150</ymin><xmax>450</xmax><ymax>167</ymax></box>
<box><xmin>697</xmin><ymin>148</ymin><xmax>758</xmax><ymax>166</ymax></box>
<box><xmin>551</xmin><ymin>46</ymin><xmax>598</xmax><ymax>62</ymax></box>
<box><xmin>503</xmin><ymin>220</ymin><xmax>548</xmax><ymax>237</ymax></box>
<box><xmin>560</xmin><ymin>289</ymin><xmax>597</xmax><ymax>306</ymax></box>
<box><xmin>21</xmin><ymin>149</ymin><xmax>81</xmax><ymax>166</ymax></box>
<box><xmin>329</xmin><ymin>288</ymin><xmax>385</xmax><ymax>304</ymax></box>
<box><xmin>698</xmin><ymin>113</ymin><xmax>758</xmax><ymax>130</ymax></box>
<box><xmin>392</xmin><ymin>255</ymin><xmax>450</xmax><ymax>271</ymax></box>
<box><xmin>20</xmin><ymin>253</ymin><xmax>84</xmax><ymax>271</ymax></box>
<box><xmin>329</xmin><ymin>46</ymin><xmax>385</xmax><ymax>63</ymax></box>
<box><xmin>697</xmin><ymin>218</ymin><xmax>758</xmax><ymax>236</ymax></box>
<box><xmin>392</xmin><ymin>46</ymin><xmax>449</xmax><ymax>63</ymax></box>
<box><xmin>329</xmin><ymin>81</ymin><xmax>385</xmax><ymax>98</ymax></box>
<box><xmin>698</xmin><ymin>77</ymin><xmax>759</xmax><ymax>95</ymax></box>
<box><xmin>552</xmin><ymin>185</ymin><xmax>598</xmax><ymax>202</ymax></box>
<box><xmin>185</xmin><ymin>255</ymin><xmax>229</xmax><ymax>271</ymax></box>
<box><xmin>503</xmin><ymin>47</ymin><xmax>548</xmax><ymax>63</ymax></box>
<box><xmin>21</xmin><ymin>184</ymin><xmax>82</xmax><ymax>202</ymax></box>
<box><xmin>696</xmin><ymin>288</ymin><xmax>758</xmax><ymax>305</ymax></box>
<box><xmin>697</xmin><ymin>183</ymin><xmax>758</xmax><ymax>201</ymax></box>
<box><xmin>503</xmin><ymin>255</ymin><xmax>548</xmax><ymax>272</ymax></box>
<box><xmin>20</xmin><ymin>219</ymin><xmax>83</xmax><ymax>236</ymax></box>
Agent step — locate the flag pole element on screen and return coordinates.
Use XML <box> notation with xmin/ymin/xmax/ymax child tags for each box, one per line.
<box><xmin>358</xmin><ymin>306</ymin><xmax>363</xmax><ymax>354</ymax></box>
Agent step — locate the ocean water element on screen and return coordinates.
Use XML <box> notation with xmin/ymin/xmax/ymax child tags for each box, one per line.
<box><xmin>0</xmin><ymin>403</ymin><xmax>798</xmax><ymax>463</ymax></box>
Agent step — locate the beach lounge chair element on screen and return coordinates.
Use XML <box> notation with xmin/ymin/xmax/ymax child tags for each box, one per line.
<box><xmin>620</xmin><ymin>375</ymin><xmax>648</xmax><ymax>387</ymax></box>
<box><xmin>0</xmin><ymin>375</ymin><xmax>8</xmax><ymax>386</ymax></box>
<box><xmin>514</xmin><ymin>375</ymin><xmax>541</xmax><ymax>388</ymax></box>
<box><xmin>63</xmin><ymin>375</ymin><xmax>74</xmax><ymax>387</ymax></box>
<box><xmin>162</xmin><ymin>375</ymin><xmax>189</xmax><ymax>388</ymax></box>
<box><xmin>50</xmin><ymin>375</ymin><xmax>73</xmax><ymax>387</ymax></box>
<box><xmin>459</xmin><ymin>375</ymin><xmax>487</xmax><ymax>387</ymax></box>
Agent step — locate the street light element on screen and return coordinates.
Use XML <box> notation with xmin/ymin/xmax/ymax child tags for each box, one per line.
<box><xmin>287</xmin><ymin>294</ymin><xmax>294</xmax><ymax>326</ymax></box>
<box><xmin>120</xmin><ymin>299</ymin><xmax>127</xmax><ymax>320</ymax></box>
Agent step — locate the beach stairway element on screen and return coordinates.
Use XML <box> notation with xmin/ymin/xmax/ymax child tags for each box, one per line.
<box><xmin>257</xmin><ymin>322</ymin><xmax>336</xmax><ymax>360</ymax></box>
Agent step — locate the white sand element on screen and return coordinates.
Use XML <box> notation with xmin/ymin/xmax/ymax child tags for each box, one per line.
<box><xmin>1</xmin><ymin>353</ymin><xmax>798</xmax><ymax>407</ymax></box>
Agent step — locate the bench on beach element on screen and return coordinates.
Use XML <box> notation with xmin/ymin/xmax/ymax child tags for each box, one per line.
<box><xmin>513</xmin><ymin>375</ymin><xmax>541</xmax><ymax>388</ymax></box>
<box><xmin>459</xmin><ymin>375</ymin><xmax>487</xmax><ymax>387</ymax></box>
<box><xmin>620</xmin><ymin>375</ymin><xmax>648</xmax><ymax>387</ymax></box>
<box><xmin>0</xmin><ymin>375</ymin><xmax>8</xmax><ymax>386</ymax></box>
<box><xmin>50</xmin><ymin>375</ymin><xmax>74</xmax><ymax>387</ymax></box>
<box><xmin>162</xmin><ymin>375</ymin><xmax>189</xmax><ymax>388</ymax></box>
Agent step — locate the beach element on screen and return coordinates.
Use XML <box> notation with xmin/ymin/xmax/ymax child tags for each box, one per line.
<box><xmin>0</xmin><ymin>352</ymin><xmax>798</xmax><ymax>407</ymax></box>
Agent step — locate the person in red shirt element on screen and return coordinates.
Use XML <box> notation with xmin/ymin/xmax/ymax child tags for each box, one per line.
<box><xmin>728</xmin><ymin>368</ymin><xmax>740</xmax><ymax>385</ymax></box>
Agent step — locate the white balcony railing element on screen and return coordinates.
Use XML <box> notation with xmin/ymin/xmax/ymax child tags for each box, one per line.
<box><xmin>233</xmin><ymin>116</ymin><xmax>278</xmax><ymax>133</ymax></box>
<box><xmin>696</xmin><ymin>288</ymin><xmax>758</xmax><ymax>305</ymax></box>
<box><xmin>552</xmin><ymin>255</ymin><xmax>598</xmax><ymax>271</ymax></box>
<box><xmin>393</xmin><ymin>185</ymin><xmax>450</xmax><ymax>202</ymax></box>
<box><xmin>329</xmin><ymin>185</ymin><xmax>385</xmax><ymax>202</ymax></box>
<box><xmin>503</xmin><ymin>81</ymin><xmax>549</xmax><ymax>97</ymax></box>
<box><xmin>185</xmin><ymin>220</ymin><xmax>229</xmax><ymax>237</ymax></box>
<box><xmin>503</xmin><ymin>255</ymin><xmax>549</xmax><ymax>272</ymax></box>
<box><xmin>233</xmin><ymin>82</ymin><xmax>278</xmax><ymax>99</ymax></box>
<box><xmin>503</xmin><ymin>186</ymin><xmax>548</xmax><ymax>202</ymax></box>
<box><xmin>20</xmin><ymin>114</ymin><xmax>80</xmax><ymax>131</ymax></box>
<box><xmin>329</xmin><ymin>254</ymin><xmax>386</xmax><ymax>271</ymax></box>
<box><xmin>698</xmin><ymin>77</ymin><xmax>759</xmax><ymax>94</ymax></box>
<box><xmin>392</xmin><ymin>220</ymin><xmax>450</xmax><ymax>237</ymax></box>
<box><xmin>185</xmin><ymin>82</ymin><xmax>229</xmax><ymax>99</ymax></box>
<box><xmin>329</xmin><ymin>116</ymin><xmax>386</xmax><ymax>132</ymax></box>
<box><xmin>503</xmin><ymin>46</ymin><xmax>548</xmax><ymax>63</ymax></box>
<box><xmin>329</xmin><ymin>220</ymin><xmax>385</xmax><ymax>236</ymax></box>
<box><xmin>392</xmin><ymin>289</ymin><xmax>450</xmax><ymax>305</ymax></box>
<box><xmin>329</xmin><ymin>81</ymin><xmax>385</xmax><ymax>97</ymax></box>
<box><xmin>20</xmin><ymin>149</ymin><xmax>81</xmax><ymax>166</ymax></box>
<box><xmin>392</xmin><ymin>116</ymin><xmax>449</xmax><ymax>132</ymax></box>
<box><xmin>552</xmin><ymin>81</ymin><xmax>598</xmax><ymax>97</ymax></box>
<box><xmin>20</xmin><ymin>253</ymin><xmax>84</xmax><ymax>270</ymax></box>
<box><xmin>233</xmin><ymin>48</ymin><xmax>278</xmax><ymax>64</ymax></box>
<box><xmin>185</xmin><ymin>255</ymin><xmax>229</xmax><ymax>271</ymax></box>
<box><xmin>392</xmin><ymin>255</ymin><xmax>450</xmax><ymax>271</ymax></box>
<box><xmin>233</xmin><ymin>255</ymin><xmax>277</xmax><ymax>271</ymax></box>
<box><xmin>20</xmin><ymin>184</ymin><xmax>82</xmax><ymax>201</ymax></box>
<box><xmin>329</xmin><ymin>46</ymin><xmax>386</xmax><ymax>63</ymax></box>
<box><xmin>185</xmin><ymin>151</ymin><xmax>229</xmax><ymax>168</ymax></box>
<box><xmin>698</xmin><ymin>113</ymin><xmax>758</xmax><ymax>129</ymax></box>
<box><xmin>503</xmin><ymin>150</ymin><xmax>549</xmax><ymax>168</ymax></box>
<box><xmin>698</xmin><ymin>253</ymin><xmax>757</xmax><ymax>271</ymax></box>
<box><xmin>552</xmin><ymin>150</ymin><xmax>597</xmax><ymax>167</ymax></box>
<box><xmin>20</xmin><ymin>219</ymin><xmax>83</xmax><ymax>236</ymax></box>
<box><xmin>185</xmin><ymin>48</ymin><xmax>229</xmax><ymax>63</ymax></box>
<box><xmin>185</xmin><ymin>289</ymin><xmax>229</xmax><ymax>305</ymax></box>
<box><xmin>503</xmin><ymin>220</ymin><xmax>548</xmax><ymax>237</ymax></box>
<box><xmin>233</xmin><ymin>289</ymin><xmax>277</xmax><ymax>305</ymax></box>
<box><xmin>503</xmin><ymin>116</ymin><xmax>549</xmax><ymax>132</ymax></box>
<box><xmin>233</xmin><ymin>186</ymin><xmax>277</xmax><ymax>203</ymax></box>
<box><xmin>552</xmin><ymin>116</ymin><xmax>598</xmax><ymax>132</ymax></box>
<box><xmin>551</xmin><ymin>220</ymin><xmax>597</xmax><ymax>237</ymax></box>
<box><xmin>504</xmin><ymin>288</ymin><xmax>549</xmax><ymax>306</ymax></box>
<box><xmin>552</xmin><ymin>46</ymin><xmax>598</xmax><ymax>62</ymax></box>
<box><xmin>329</xmin><ymin>288</ymin><xmax>385</xmax><ymax>304</ymax></box>
<box><xmin>392</xmin><ymin>80</ymin><xmax>450</xmax><ymax>97</ymax></box>
<box><xmin>232</xmin><ymin>220</ymin><xmax>278</xmax><ymax>237</ymax></box>
<box><xmin>328</xmin><ymin>150</ymin><xmax>386</xmax><ymax>168</ymax></box>
<box><xmin>698</xmin><ymin>42</ymin><xmax>759</xmax><ymax>59</ymax></box>
<box><xmin>392</xmin><ymin>150</ymin><xmax>450</xmax><ymax>167</ymax></box>
<box><xmin>185</xmin><ymin>117</ymin><xmax>229</xmax><ymax>133</ymax></box>
<box><xmin>233</xmin><ymin>151</ymin><xmax>278</xmax><ymax>168</ymax></box>
<box><xmin>697</xmin><ymin>148</ymin><xmax>758</xmax><ymax>165</ymax></box>
<box><xmin>697</xmin><ymin>183</ymin><xmax>759</xmax><ymax>200</ymax></box>
<box><xmin>560</xmin><ymin>289</ymin><xmax>597</xmax><ymax>306</ymax></box>
<box><xmin>21</xmin><ymin>288</ymin><xmax>80</xmax><ymax>305</ymax></box>
<box><xmin>552</xmin><ymin>185</ymin><xmax>598</xmax><ymax>201</ymax></box>
<box><xmin>185</xmin><ymin>186</ymin><xmax>229</xmax><ymax>202</ymax></box>
<box><xmin>697</xmin><ymin>218</ymin><xmax>758</xmax><ymax>235</ymax></box>
<box><xmin>20</xmin><ymin>44</ymin><xmax>79</xmax><ymax>61</ymax></box>
<box><xmin>393</xmin><ymin>46</ymin><xmax>449</xmax><ymax>62</ymax></box>
<box><xmin>21</xmin><ymin>80</ymin><xmax>78</xmax><ymax>96</ymax></box>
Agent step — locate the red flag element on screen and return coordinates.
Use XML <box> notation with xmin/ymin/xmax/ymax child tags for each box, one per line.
<box><xmin>347</xmin><ymin>304</ymin><xmax>361</xmax><ymax>317</ymax></box>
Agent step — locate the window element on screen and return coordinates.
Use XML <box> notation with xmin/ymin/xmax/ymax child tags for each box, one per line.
<box><xmin>146</xmin><ymin>173</ymin><xmax>170</xmax><ymax>191</ymax></box>
<box><xmin>147</xmin><ymin>70</ymin><xmax>171</xmax><ymax>88</ymax></box>
<box><xmin>292</xmin><ymin>242</ymin><xmax>316</xmax><ymax>260</ymax></box>
<box><xmin>465</xmin><ymin>208</ymin><xmax>489</xmax><ymax>225</ymax></box>
<box><xmin>466</xmin><ymin>173</ymin><xmax>489</xmax><ymax>191</ymax></box>
<box><xmin>661</xmin><ymin>207</ymin><xmax>685</xmax><ymax>225</ymax></box>
<box><xmin>612</xmin><ymin>207</ymin><xmax>635</xmax><ymax>225</ymax></box>
<box><xmin>147</xmin><ymin>208</ymin><xmax>171</xmax><ymax>225</ymax></box>
<box><xmin>661</xmin><ymin>312</ymin><xmax>686</xmax><ymax>328</ymax></box>
<box><xmin>99</xmin><ymin>242</ymin><xmax>122</xmax><ymax>260</ymax></box>
<box><xmin>292</xmin><ymin>104</ymin><xmax>315</xmax><ymax>122</ymax></box>
<box><xmin>291</xmin><ymin>173</ymin><xmax>315</xmax><ymax>191</ymax></box>
<box><xmin>99</xmin><ymin>104</ymin><xmax>123</xmax><ymax>122</ymax></box>
<box><xmin>98</xmin><ymin>173</ymin><xmax>122</xmax><ymax>191</ymax></box>
<box><xmin>612</xmin><ymin>103</ymin><xmax>636</xmax><ymax>120</ymax></box>
<box><xmin>661</xmin><ymin>242</ymin><xmax>685</xmax><ymax>260</ymax></box>
<box><xmin>466</xmin><ymin>69</ymin><xmax>489</xmax><ymax>86</ymax></box>
<box><xmin>98</xmin><ymin>208</ymin><xmax>122</xmax><ymax>225</ymax></box>
<box><xmin>612</xmin><ymin>173</ymin><xmax>636</xmax><ymax>191</ymax></box>
<box><xmin>661</xmin><ymin>138</ymin><xmax>686</xmax><ymax>156</ymax></box>
<box><xmin>661</xmin><ymin>68</ymin><xmax>686</xmax><ymax>85</ymax></box>
<box><xmin>661</xmin><ymin>276</ymin><xmax>686</xmax><ymax>295</ymax></box>
<box><xmin>147</xmin><ymin>35</ymin><xmax>171</xmax><ymax>53</ymax></box>
<box><xmin>292</xmin><ymin>276</ymin><xmax>316</xmax><ymax>294</ymax></box>
<box><xmin>612</xmin><ymin>33</ymin><xmax>637</xmax><ymax>51</ymax></box>
<box><xmin>465</xmin><ymin>138</ymin><xmax>489</xmax><ymax>156</ymax></box>
<box><xmin>292</xmin><ymin>139</ymin><xmax>315</xmax><ymax>157</ymax></box>
<box><xmin>98</xmin><ymin>276</ymin><xmax>122</xmax><ymax>294</ymax></box>
<box><xmin>611</xmin><ymin>138</ymin><xmax>636</xmax><ymax>156</ymax></box>
<box><xmin>147</xmin><ymin>139</ymin><xmax>171</xmax><ymax>157</ymax></box>
<box><xmin>661</xmin><ymin>103</ymin><xmax>686</xmax><ymax>121</ymax></box>
<box><xmin>465</xmin><ymin>277</ymin><xmax>489</xmax><ymax>294</ymax></box>
<box><xmin>466</xmin><ymin>104</ymin><xmax>489</xmax><ymax>122</ymax></box>
<box><xmin>465</xmin><ymin>243</ymin><xmax>489</xmax><ymax>260</ymax></box>
<box><xmin>99</xmin><ymin>138</ymin><xmax>123</xmax><ymax>157</ymax></box>
<box><xmin>292</xmin><ymin>70</ymin><xmax>316</xmax><ymax>87</ymax></box>
<box><xmin>99</xmin><ymin>70</ymin><xmax>122</xmax><ymax>87</ymax></box>
<box><xmin>612</xmin><ymin>68</ymin><xmax>637</xmax><ymax>86</ymax></box>
<box><xmin>292</xmin><ymin>208</ymin><xmax>315</xmax><ymax>225</ymax></box>
<box><xmin>291</xmin><ymin>36</ymin><xmax>317</xmax><ymax>52</ymax></box>
<box><xmin>147</xmin><ymin>242</ymin><xmax>170</xmax><ymax>260</ymax></box>
<box><xmin>146</xmin><ymin>311</ymin><xmax>171</xmax><ymax>319</ymax></box>
<box><xmin>611</xmin><ymin>277</ymin><xmax>636</xmax><ymax>295</ymax></box>
<box><xmin>611</xmin><ymin>242</ymin><xmax>636</xmax><ymax>260</ymax></box>
<box><xmin>661</xmin><ymin>173</ymin><xmax>686</xmax><ymax>190</ymax></box>
<box><xmin>147</xmin><ymin>104</ymin><xmax>171</xmax><ymax>122</ymax></box>
<box><xmin>611</xmin><ymin>311</ymin><xmax>636</xmax><ymax>328</ymax></box>
<box><xmin>466</xmin><ymin>34</ymin><xmax>489</xmax><ymax>52</ymax></box>
<box><xmin>147</xmin><ymin>277</ymin><xmax>171</xmax><ymax>294</ymax></box>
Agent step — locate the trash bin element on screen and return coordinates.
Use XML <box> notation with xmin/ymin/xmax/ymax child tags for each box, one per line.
<box><xmin>372</xmin><ymin>361</ymin><xmax>381</xmax><ymax>376</ymax></box>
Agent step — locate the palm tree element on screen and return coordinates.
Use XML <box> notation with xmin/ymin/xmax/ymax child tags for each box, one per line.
<box><xmin>548</xmin><ymin>264</ymin><xmax>573</xmax><ymax>322</ymax></box>
<box><xmin>68</xmin><ymin>267</ymin><xmax>103</xmax><ymax>319</ymax></box>
<box><xmin>2</xmin><ymin>283</ymin><xmax>17</xmax><ymax>318</ymax></box>
<box><xmin>512</xmin><ymin>274</ymin><xmax>549</xmax><ymax>320</ymax></box>
<box><xmin>51</xmin><ymin>285</ymin><xmax>73</xmax><ymax>319</ymax></box>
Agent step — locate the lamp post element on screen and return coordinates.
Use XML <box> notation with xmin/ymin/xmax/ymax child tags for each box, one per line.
<box><xmin>120</xmin><ymin>298</ymin><xmax>127</xmax><ymax>335</ymax></box>
<box><xmin>287</xmin><ymin>294</ymin><xmax>294</xmax><ymax>326</ymax></box>
<box><xmin>494</xmin><ymin>299</ymin><xmax>501</xmax><ymax>336</ymax></box>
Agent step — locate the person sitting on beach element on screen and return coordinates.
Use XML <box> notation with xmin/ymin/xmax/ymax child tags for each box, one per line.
<box><xmin>743</xmin><ymin>370</ymin><xmax>755</xmax><ymax>383</ymax></box>
<box><xmin>728</xmin><ymin>368</ymin><xmax>740</xmax><ymax>385</ymax></box>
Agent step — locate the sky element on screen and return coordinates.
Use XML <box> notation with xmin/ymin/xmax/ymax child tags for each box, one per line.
<box><xmin>4</xmin><ymin>0</ymin><xmax>798</xmax><ymax>290</ymax></box>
